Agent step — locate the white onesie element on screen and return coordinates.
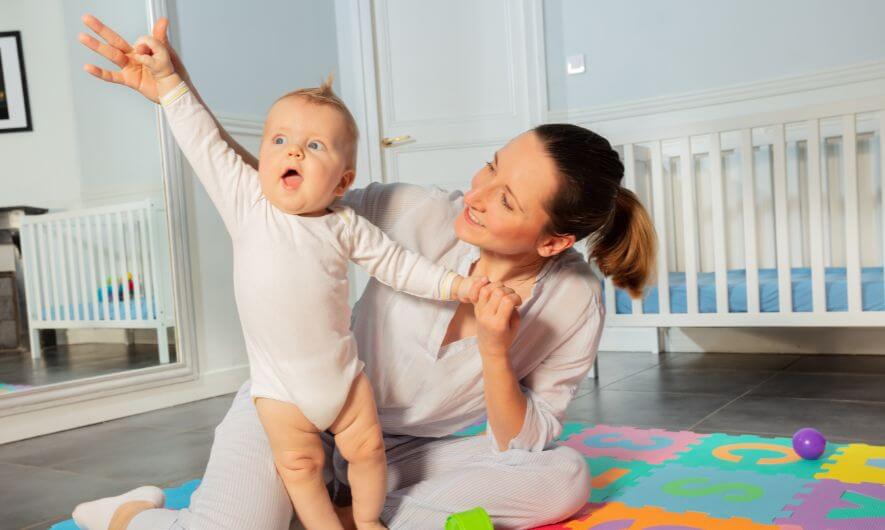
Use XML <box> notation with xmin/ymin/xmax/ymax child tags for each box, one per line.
<box><xmin>161</xmin><ymin>85</ymin><xmax>457</xmax><ymax>430</ymax></box>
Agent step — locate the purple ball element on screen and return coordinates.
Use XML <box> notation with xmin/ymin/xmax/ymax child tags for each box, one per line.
<box><xmin>792</xmin><ymin>428</ymin><xmax>827</xmax><ymax>460</ymax></box>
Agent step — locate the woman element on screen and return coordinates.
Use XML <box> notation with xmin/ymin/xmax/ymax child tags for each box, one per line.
<box><xmin>75</xmin><ymin>15</ymin><xmax>655</xmax><ymax>530</ymax></box>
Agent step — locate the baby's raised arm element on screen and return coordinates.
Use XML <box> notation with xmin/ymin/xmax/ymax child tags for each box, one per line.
<box><xmin>80</xmin><ymin>15</ymin><xmax>259</xmax><ymax>170</ymax></box>
<box><xmin>132</xmin><ymin>37</ymin><xmax>260</xmax><ymax>235</ymax></box>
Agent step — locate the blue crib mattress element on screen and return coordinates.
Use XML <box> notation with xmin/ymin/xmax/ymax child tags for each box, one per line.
<box><xmin>610</xmin><ymin>267</ymin><xmax>885</xmax><ymax>314</ymax></box>
<box><xmin>40</xmin><ymin>299</ymin><xmax>156</xmax><ymax>321</ymax></box>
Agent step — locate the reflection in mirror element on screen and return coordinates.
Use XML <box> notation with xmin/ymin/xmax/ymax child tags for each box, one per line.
<box><xmin>0</xmin><ymin>0</ymin><xmax>176</xmax><ymax>395</ymax></box>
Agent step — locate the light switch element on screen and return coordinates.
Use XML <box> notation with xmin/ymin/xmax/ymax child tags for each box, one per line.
<box><xmin>566</xmin><ymin>53</ymin><xmax>585</xmax><ymax>75</ymax></box>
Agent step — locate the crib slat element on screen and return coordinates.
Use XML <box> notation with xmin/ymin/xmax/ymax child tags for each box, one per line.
<box><xmin>127</xmin><ymin>210</ymin><xmax>143</xmax><ymax>320</ymax></box>
<box><xmin>651</xmin><ymin>141</ymin><xmax>670</xmax><ymax>315</ymax></box>
<box><xmin>145</xmin><ymin>207</ymin><xmax>162</xmax><ymax>321</ymax></box>
<box><xmin>806</xmin><ymin>120</ymin><xmax>826</xmax><ymax>314</ymax></box>
<box><xmin>842</xmin><ymin>114</ymin><xmax>862</xmax><ymax>313</ymax></box>
<box><xmin>680</xmin><ymin>138</ymin><xmax>699</xmax><ymax>315</ymax></box>
<box><xmin>47</xmin><ymin>222</ymin><xmax>65</xmax><ymax>321</ymax></box>
<box><xmin>64</xmin><ymin>220</ymin><xmax>78</xmax><ymax>319</ymax></box>
<box><xmin>86</xmin><ymin>216</ymin><xmax>104</xmax><ymax>321</ymax></box>
<box><xmin>623</xmin><ymin>143</ymin><xmax>642</xmax><ymax>314</ymax></box>
<box><xmin>604</xmin><ymin>277</ymin><xmax>617</xmax><ymax>315</ymax></box>
<box><xmin>115</xmin><ymin>212</ymin><xmax>130</xmax><ymax>321</ymax></box>
<box><xmin>103</xmin><ymin>214</ymin><xmax>119</xmax><ymax>322</ymax></box>
<box><xmin>37</xmin><ymin>224</ymin><xmax>52</xmax><ymax>322</ymax></box>
<box><xmin>56</xmin><ymin>221</ymin><xmax>71</xmax><ymax>321</ymax></box>
<box><xmin>880</xmin><ymin>112</ymin><xmax>885</xmax><ymax>310</ymax></box>
<box><xmin>75</xmin><ymin>219</ymin><xmax>90</xmax><ymax>321</ymax></box>
<box><xmin>741</xmin><ymin>130</ymin><xmax>760</xmax><ymax>314</ymax></box>
<box><xmin>138</xmin><ymin>209</ymin><xmax>156</xmax><ymax>320</ymax></box>
<box><xmin>772</xmin><ymin>125</ymin><xmax>793</xmax><ymax>314</ymax></box>
<box><xmin>710</xmin><ymin>133</ymin><xmax>729</xmax><ymax>314</ymax></box>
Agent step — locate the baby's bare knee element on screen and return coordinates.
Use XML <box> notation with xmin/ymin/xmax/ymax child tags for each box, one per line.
<box><xmin>336</xmin><ymin>425</ymin><xmax>385</xmax><ymax>464</ymax></box>
<box><xmin>274</xmin><ymin>449</ymin><xmax>325</xmax><ymax>484</ymax></box>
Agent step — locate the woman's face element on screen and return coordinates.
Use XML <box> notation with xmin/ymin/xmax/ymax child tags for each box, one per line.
<box><xmin>454</xmin><ymin>131</ymin><xmax>562</xmax><ymax>256</ymax></box>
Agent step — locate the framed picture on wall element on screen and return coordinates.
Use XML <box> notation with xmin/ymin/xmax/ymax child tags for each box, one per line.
<box><xmin>0</xmin><ymin>31</ymin><xmax>32</xmax><ymax>133</ymax></box>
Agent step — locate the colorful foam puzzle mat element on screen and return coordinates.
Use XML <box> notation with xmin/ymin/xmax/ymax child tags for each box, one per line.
<box><xmin>51</xmin><ymin>424</ymin><xmax>884</xmax><ymax>529</ymax></box>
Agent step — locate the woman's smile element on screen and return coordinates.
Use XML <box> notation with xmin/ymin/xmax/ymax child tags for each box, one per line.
<box><xmin>464</xmin><ymin>207</ymin><xmax>485</xmax><ymax>227</ymax></box>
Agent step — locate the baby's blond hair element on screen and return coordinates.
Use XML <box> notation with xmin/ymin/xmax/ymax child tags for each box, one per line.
<box><xmin>278</xmin><ymin>75</ymin><xmax>359</xmax><ymax>169</ymax></box>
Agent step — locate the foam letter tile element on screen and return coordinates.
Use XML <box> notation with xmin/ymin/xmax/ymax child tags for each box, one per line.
<box><xmin>532</xmin><ymin>502</ymin><xmax>779</xmax><ymax>529</ymax></box>
<box><xmin>558</xmin><ymin>421</ymin><xmax>593</xmax><ymax>442</ymax></box>
<box><xmin>677</xmin><ymin>433</ymin><xmax>843</xmax><ymax>479</ymax></box>
<box><xmin>557</xmin><ymin>425</ymin><xmax>707</xmax><ymax>464</ymax></box>
<box><xmin>583</xmin><ymin>457</ymin><xmax>656</xmax><ymax>503</ymax></box>
<box><xmin>774</xmin><ymin>479</ymin><xmax>885</xmax><ymax>530</ymax></box>
<box><xmin>815</xmin><ymin>443</ymin><xmax>885</xmax><ymax>485</ymax></box>
<box><xmin>613</xmin><ymin>463</ymin><xmax>809</xmax><ymax>524</ymax></box>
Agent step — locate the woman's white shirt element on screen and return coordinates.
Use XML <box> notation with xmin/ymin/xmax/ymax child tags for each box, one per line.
<box><xmin>340</xmin><ymin>183</ymin><xmax>605</xmax><ymax>452</ymax></box>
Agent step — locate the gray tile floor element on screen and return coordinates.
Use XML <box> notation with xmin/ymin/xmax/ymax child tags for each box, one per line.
<box><xmin>2</xmin><ymin>351</ymin><xmax>884</xmax><ymax>529</ymax></box>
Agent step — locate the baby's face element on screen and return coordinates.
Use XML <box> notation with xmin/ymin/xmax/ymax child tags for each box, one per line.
<box><xmin>258</xmin><ymin>96</ymin><xmax>355</xmax><ymax>216</ymax></box>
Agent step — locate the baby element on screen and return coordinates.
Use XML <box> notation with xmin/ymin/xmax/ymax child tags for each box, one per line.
<box><xmin>113</xmin><ymin>36</ymin><xmax>482</xmax><ymax>529</ymax></box>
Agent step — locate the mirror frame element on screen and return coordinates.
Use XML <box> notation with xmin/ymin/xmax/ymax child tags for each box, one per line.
<box><xmin>0</xmin><ymin>0</ymin><xmax>200</xmax><ymax>416</ymax></box>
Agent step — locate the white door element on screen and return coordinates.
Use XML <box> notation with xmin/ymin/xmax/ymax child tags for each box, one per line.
<box><xmin>370</xmin><ymin>0</ymin><xmax>543</xmax><ymax>192</ymax></box>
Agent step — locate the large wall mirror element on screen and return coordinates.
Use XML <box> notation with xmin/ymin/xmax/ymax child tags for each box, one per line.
<box><xmin>0</xmin><ymin>0</ymin><xmax>197</xmax><ymax>410</ymax></box>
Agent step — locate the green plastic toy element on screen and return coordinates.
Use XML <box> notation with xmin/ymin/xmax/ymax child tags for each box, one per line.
<box><xmin>445</xmin><ymin>507</ymin><xmax>493</xmax><ymax>530</ymax></box>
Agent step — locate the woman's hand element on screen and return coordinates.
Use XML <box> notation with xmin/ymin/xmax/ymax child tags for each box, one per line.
<box><xmin>474</xmin><ymin>282</ymin><xmax>522</xmax><ymax>361</ymax></box>
<box><xmin>78</xmin><ymin>14</ymin><xmax>183</xmax><ymax>103</ymax></box>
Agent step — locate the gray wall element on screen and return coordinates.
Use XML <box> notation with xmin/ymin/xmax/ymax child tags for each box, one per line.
<box><xmin>544</xmin><ymin>0</ymin><xmax>885</xmax><ymax>112</ymax></box>
<box><xmin>61</xmin><ymin>0</ymin><xmax>164</xmax><ymax>206</ymax></box>
<box><xmin>172</xmin><ymin>0</ymin><xmax>340</xmax><ymax>119</ymax></box>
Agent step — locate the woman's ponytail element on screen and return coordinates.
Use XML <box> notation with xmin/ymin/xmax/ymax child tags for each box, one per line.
<box><xmin>590</xmin><ymin>188</ymin><xmax>656</xmax><ymax>298</ymax></box>
<box><xmin>534</xmin><ymin>124</ymin><xmax>657</xmax><ymax>298</ymax></box>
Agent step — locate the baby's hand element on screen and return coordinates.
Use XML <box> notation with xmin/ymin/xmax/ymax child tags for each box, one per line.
<box><xmin>452</xmin><ymin>275</ymin><xmax>490</xmax><ymax>304</ymax></box>
<box><xmin>131</xmin><ymin>35</ymin><xmax>176</xmax><ymax>80</ymax></box>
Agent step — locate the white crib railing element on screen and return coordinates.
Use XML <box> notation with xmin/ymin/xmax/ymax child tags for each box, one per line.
<box><xmin>20</xmin><ymin>200</ymin><xmax>172</xmax><ymax>363</ymax></box>
<box><xmin>600</xmin><ymin>96</ymin><xmax>885</xmax><ymax>328</ymax></box>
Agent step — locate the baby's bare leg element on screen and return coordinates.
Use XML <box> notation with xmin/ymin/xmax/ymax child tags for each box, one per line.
<box><xmin>254</xmin><ymin>398</ymin><xmax>343</xmax><ymax>530</ymax></box>
<box><xmin>330</xmin><ymin>373</ymin><xmax>387</xmax><ymax>530</ymax></box>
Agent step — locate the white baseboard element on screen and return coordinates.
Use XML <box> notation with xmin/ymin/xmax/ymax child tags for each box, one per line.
<box><xmin>599</xmin><ymin>326</ymin><xmax>661</xmax><ymax>353</ymax></box>
<box><xmin>0</xmin><ymin>364</ymin><xmax>249</xmax><ymax>444</ymax></box>
<box><xmin>600</xmin><ymin>326</ymin><xmax>885</xmax><ymax>355</ymax></box>
<box><xmin>667</xmin><ymin>327</ymin><xmax>885</xmax><ymax>355</ymax></box>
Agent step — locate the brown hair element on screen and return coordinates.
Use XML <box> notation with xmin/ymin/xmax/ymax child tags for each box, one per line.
<box><xmin>279</xmin><ymin>75</ymin><xmax>359</xmax><ymax>168</ymax></box>
<box><xmin>534</xmin><ymin>123</ymin><xmax>657</xmax><ymax>298</ymax></box>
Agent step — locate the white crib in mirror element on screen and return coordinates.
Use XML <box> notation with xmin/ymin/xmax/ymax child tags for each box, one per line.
<box><xmin>19</xmin><ymin>200</ymin><xmax>174</xmax><ymax>363</ymax></box>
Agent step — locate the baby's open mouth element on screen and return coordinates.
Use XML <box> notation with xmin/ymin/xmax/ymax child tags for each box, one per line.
<box><xmin>281</xmin><ymin>168</ymin><xmax>303</xmax><ymax>189</ymax></box>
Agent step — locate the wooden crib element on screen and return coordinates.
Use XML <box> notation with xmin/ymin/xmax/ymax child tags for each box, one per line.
<box><xmin>599</xmin><ymin>96</ymin><xmax>885</xmax><ymax>349</ymax></box>
<box><xmin>19</xmin><ymin>200</ymin><xmax>174</xmax><ymax>363</ymax></box>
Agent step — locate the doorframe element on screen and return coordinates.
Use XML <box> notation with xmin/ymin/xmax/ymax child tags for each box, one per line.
<box><xmin>334</xmin><ymin>0</ymin><xmax>385</xmax><ymax>188</ymax></box>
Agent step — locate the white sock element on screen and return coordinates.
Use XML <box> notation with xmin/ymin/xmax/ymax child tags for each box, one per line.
<box><xmin>72</xmin><ymin>485</ymin><xmax>165</xmax><ymax>530</ymax></box>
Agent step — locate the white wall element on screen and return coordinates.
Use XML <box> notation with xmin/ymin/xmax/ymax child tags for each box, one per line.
<box><xmin>0</xmin><ymin>0</ymin><xmax>82</xmax><ymax>210</ymax></box>
<box><xmin>169</xmin><ymin>0</ymin><xmax>341</xmax><ymax>373</ymax></box>
<box><xmin>544</xmin><ymin>0</ymin><xmax>885</xmax><ymax>112</ymax></box>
